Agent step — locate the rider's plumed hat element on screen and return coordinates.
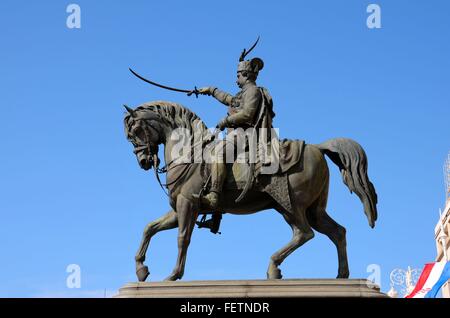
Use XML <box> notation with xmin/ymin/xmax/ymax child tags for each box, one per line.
<box><xmin>237</xmin><ymin>58</ymin><xmax>264</xmax><ymax>77</ymax></box>
<box><xmin>237</xmin><ymin>37</ymin><xmax>263</xmax><ymax>77</ymax></box>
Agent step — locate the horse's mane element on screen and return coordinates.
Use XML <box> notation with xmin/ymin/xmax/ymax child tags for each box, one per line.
<box><xmin>131</xmin><ymin>101</ymin><xmax>210</xmax><ymax>137</ymax></box>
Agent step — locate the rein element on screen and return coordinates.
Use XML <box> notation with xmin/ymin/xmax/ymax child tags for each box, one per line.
<box><xmin>153</xmin><ymin>158</ymin><xmax>192</xmax><ymax>197</ymax></box>
<box><xmin>131</xmin><ymin>113</ymin><xmax>215</xmax><ymax>198</ymax></box>
<box><xmin>152</xmin><ymin>129</ymin><xmax>221</xmax><ymax>197</ymax></box>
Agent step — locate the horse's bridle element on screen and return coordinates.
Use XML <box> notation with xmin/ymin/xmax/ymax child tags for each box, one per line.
<box><xmin>129</xmin><ymin>118</ymin><xmax>192</xmax><ymax>196</ymax></box>
<box><xmin>130</xmin><ymin>119</ymin><xmax>158</xmax><ymax>159</ymax></box>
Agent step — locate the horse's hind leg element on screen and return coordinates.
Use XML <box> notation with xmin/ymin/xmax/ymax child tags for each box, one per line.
<box><xmin>307</xmin><ymin>199</ymin><xmax>349</xmax><ymax>278</ymax></box>
<box><xmin>267</xmin><ymin>207</ymin><xmax>315</xmax><ymax>279</ymax></box>
<box><xmin>135</xmin><ymin>209</ymin><xmax>178</xmax><ymax>281</ymax></box>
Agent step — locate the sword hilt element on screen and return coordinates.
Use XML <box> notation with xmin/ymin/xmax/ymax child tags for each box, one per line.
<box><xmin>187</xmin><ymin>86</ymin><xmax>199</xmax><ymax>98</ymax></box>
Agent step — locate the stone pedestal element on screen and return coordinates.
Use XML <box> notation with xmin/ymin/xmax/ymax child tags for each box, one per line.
<box><xmin>115</xmin><ymin>279</ymin><xmax>387</xmax><ymax>298</ymax></box>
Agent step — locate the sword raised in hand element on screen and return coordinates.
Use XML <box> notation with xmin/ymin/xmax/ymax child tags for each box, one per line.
<box><xmin>129</xmin><ymin>68</ymin><xmax>200</xmax><ymax>98</ymax></box>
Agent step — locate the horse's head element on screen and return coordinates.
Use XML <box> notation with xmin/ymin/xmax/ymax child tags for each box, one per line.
<box><xmin>124</xmin><ymin>101</ymin><xmax>210</xmax><ymax>171</ymax></box>
<box><xmin>124</xmin><ymin>105</ymin><xmax>163</xmax><ymax>171</ymax></box>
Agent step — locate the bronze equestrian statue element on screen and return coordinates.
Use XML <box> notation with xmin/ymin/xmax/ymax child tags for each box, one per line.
<box><xmin>124</xmin><ymin>39</ymin><xmax>378</xmax><ymax>282</ymax></box>
<box><xmin>192</xmin><ymin>43</ymin><xmax>271</xmax><ymax>232</ymax></box>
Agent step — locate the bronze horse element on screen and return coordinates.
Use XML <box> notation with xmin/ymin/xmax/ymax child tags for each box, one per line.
<box><xmin>124</xmin><ymin>101</ymin><xmax>378</xmax><ymax>282</ymax></box>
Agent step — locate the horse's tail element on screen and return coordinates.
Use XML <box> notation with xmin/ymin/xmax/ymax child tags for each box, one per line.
<box><xmin>316</xmin><ymin>138</ymin><xmax>378</xmax><ymax>228</ymax></box>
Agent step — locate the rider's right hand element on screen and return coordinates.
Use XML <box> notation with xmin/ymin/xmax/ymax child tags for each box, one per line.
<box><xmin>197</xmin><ymin>87</ymin><xmax>213</xmax><ymax>96</ymax></box>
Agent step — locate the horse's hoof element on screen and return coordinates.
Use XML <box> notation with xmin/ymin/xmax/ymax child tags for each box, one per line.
<box><xmin>164</xmin><ymin>272</ymin><xmax>181</xmax><ymax>281</ymax></box>
<box><xmin>336</xmin><ymin>270</ymin><xmax>349</xmax><ymax>279</ymax></box>
<box><xmin>267</xmin><ymin>268</ymin><xmax>282</xmax><ymax>279</ymax></box>
<box><xmin>136</xmin><ymin>266</ymin><xmax>149</xmax><ymax>282</ymax></box>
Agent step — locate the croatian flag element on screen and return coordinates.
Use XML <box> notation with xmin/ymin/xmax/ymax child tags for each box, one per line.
<box><xmin>405</xmin><ymin>261</ymin><xmax>450</xmax><ymax>298</ymax></box>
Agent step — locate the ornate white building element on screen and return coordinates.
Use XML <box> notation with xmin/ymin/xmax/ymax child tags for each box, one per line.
<box><xmin>389</xmin><ymin>153</ymin><xmax>450</xmax><ymax>298</ymax></box>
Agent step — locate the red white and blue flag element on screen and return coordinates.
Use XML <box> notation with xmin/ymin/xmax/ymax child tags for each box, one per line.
<box><xmin>405</xmin><ymin>261</ymin><xmax>450</xmax><ymax>298</ymax></box>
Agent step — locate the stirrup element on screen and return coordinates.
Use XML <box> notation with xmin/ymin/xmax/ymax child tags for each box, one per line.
<box><xmin>196</xmin><ymin>214</ymin><xmax>222</xmax><ymax>234</ymax></box>
<box><xmin>196</xmin><ymin>216</ymin><xmax>214</xmax><ymax>229</ymax></box>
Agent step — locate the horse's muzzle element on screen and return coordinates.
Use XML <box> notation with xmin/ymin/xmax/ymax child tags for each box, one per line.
<box><xmin>134</xmin><ymin>144</ymin><xmax>158</xmax><ymax>171</ymax></box>
<box><xmin>136</xmin><ymin>151</ymin><xmax>152</xmax><ymax>170</ymax></box>
<box><xmin>139</xmin><ymin>157</ymin><xmax>152</xmax><ymax>171</ymax></box>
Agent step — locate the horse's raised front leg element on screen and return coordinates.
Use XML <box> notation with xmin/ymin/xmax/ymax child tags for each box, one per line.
<box><xmin>135</xmin><ymin>209</ymin><xmax>178</xmax><ymax>281</ymax></box>
<box><xmin>164</xmin><ymin>195</ymin><xmax>198</xmax><ymax>281</ymax></box>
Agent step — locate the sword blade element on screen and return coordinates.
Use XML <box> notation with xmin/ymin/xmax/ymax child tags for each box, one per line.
<box><xmin>129</xmin><ymin>68</ymin><xmax>192</xmax><ymax>94</ymax></box>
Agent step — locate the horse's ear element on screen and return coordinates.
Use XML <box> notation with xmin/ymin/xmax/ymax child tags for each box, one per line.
<box><xmin>123</xmin><ymin>104</ymin><xmax>136</xmax><ymax>117</ymax></box>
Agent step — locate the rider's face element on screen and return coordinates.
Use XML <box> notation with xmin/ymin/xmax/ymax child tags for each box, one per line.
<box><xmin>236</xmin><ymin>71</ymin><xmax>247</xmax><ymax>88</ymax></box>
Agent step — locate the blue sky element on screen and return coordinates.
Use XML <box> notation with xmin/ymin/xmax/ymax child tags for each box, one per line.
<box><xmin>0</xmin><ymin>0</ymin><xmax>449</xmax><ymax>297</ymax></box>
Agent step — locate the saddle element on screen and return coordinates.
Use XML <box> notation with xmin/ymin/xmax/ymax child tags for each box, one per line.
<box><xmin>196</xmin><ymin>139</ymin><xmax>306</xmax><ymax>233</ymax></box>
<box><xmin>224</xmin><ymin>139</ymin><xmax>305</xmax><ymax>190</ymax></box>
<box><xmin>201</xmin><ymin>139</ymin><xmax>305</xmax><ymax>209</ymax></box>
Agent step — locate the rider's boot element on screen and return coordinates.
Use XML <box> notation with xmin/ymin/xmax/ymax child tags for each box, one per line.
<box><xmin>193</xmin><ymin>161</ymin><xmax>226</xmax><ymax>209</ymax></box>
